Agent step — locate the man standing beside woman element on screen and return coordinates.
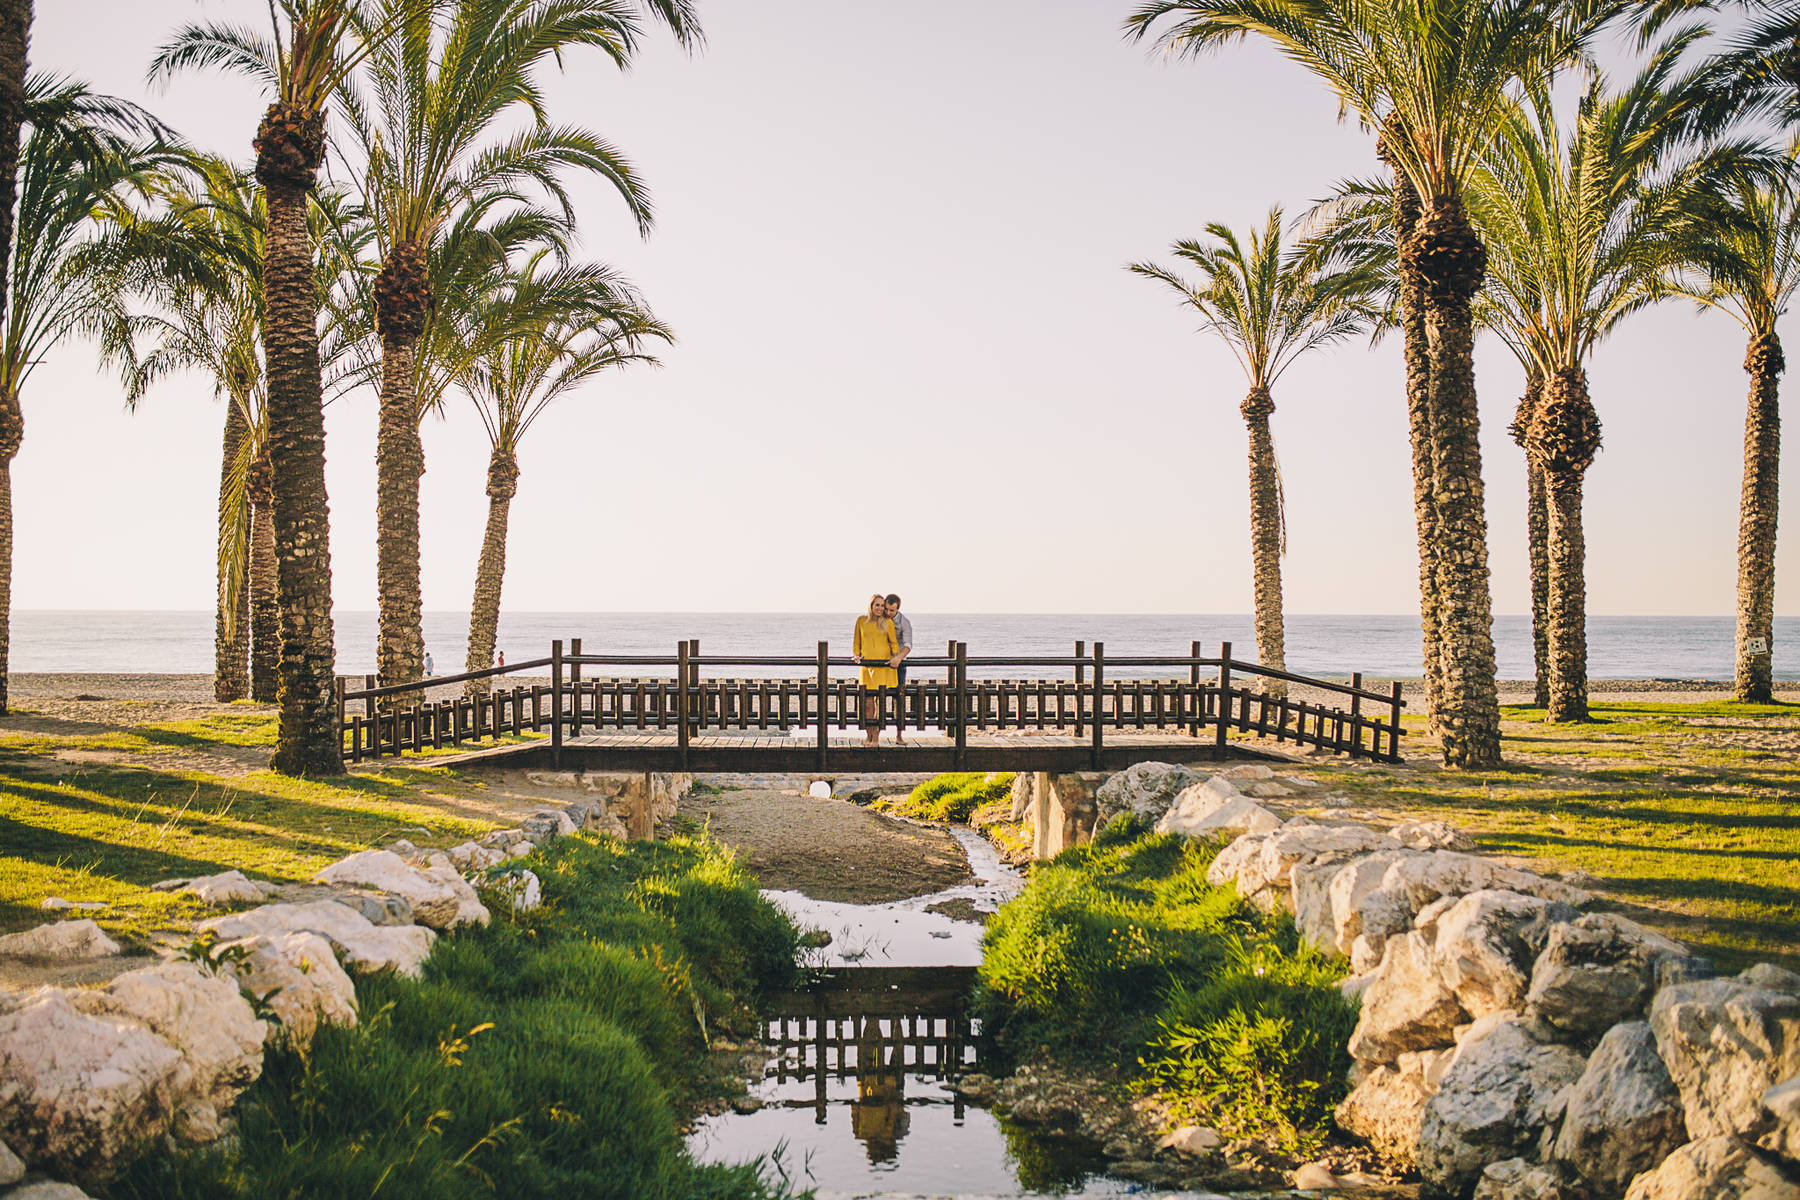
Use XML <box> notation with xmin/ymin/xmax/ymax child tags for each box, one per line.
<box><xmin>853</xmin><ymin>594</ymin><xmax>912</xmax><ymax>745</ymax></box>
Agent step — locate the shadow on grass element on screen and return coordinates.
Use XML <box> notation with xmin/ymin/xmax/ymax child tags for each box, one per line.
<box><xmin>0</xmin><ymin>812</ymin><xmax>237</xmax><ymax>884</ymax></box>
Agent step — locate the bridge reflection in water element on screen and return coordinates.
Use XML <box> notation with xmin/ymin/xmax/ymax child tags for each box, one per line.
<box><xmin>762</xmin><ymin>966</ymin><xmax>980</xmax><ymax>1164</ymax></box>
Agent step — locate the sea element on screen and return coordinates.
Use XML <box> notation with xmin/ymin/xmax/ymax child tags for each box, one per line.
<box><xmin>10</xmin><ymin>611</ymin><xmax>1799</xmax><ymax>682</ymax></box>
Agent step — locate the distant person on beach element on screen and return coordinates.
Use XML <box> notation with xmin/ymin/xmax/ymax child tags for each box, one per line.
<box><xmin>885</xmin><ymin>594</ymin><xmax>912</xmax><ymax>744</ymax></box>
<box><xmin>497</xmin><ymin>651</ymin><xmax>505</xmax><ymax>669</ymax></box>
<box><xmin>854</xmin><ymin>594</ymin><xmax>898</xmax><ymax>745</ymax></box>
<box><xmin>425</xmin><ymin>652</ymin><xmax>435</xmax><ymax>677</ymax></box>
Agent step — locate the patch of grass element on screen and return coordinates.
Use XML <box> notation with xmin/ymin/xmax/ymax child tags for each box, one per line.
<box><xmin>881</xmin><ymin>772</ymin><xmax>1015</xmax><ymax>823</ymax></box>
<box><xmin>979</xmin><ymin>826</ymin><xmax>1353</xmax><ymax>1154</ymax></box>
<box><xmin>107</xmin><ymin>833</ymin><xmax>803</xmax><ymax>1200</ymax></box>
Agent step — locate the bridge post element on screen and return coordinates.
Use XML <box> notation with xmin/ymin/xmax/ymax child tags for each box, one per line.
<box><xmin>677</xmin><ymin>641</ymin><xmax>691</xmax><ymax>769</ymax></box>
<box><xmin>569</xmin><ymin>638</ymin><xmax>582</xmax><ymax>738</ymax></box>
<box><xmin>550</xmin><ymin>640</ymin><xmax>564</xmax><ymax>768</ymax></box>
<box><xmin>1215</xmin><ymin>641</ymin><xmax>1231</xmax><ymax>757</ymax></box>
<box><xmin>953</xmin><ymin>642</ymin><xmax>968</xmax><ymax>769</ymax></box>
<box><xmin>1350</xmin><ymin>672</ymin><xmax>1364</xmax><ymax>758</ymax></box>
<box><xmin>1089</xmin><ymin>642</ymin><xmax>1104</xmax><ymax>770</ymax></box>
<box><xmin>1073</xmin><ymin>641</ymin><xmax>1085</xmax><ymax>738</ymax></box>
<box><xmin>1389</xmin><ymin>682</ymin><xmax>1403</xmax><ymax>760</ymax></box>
<box><xmin>1190</xmin><ymin>640</ymin><xmax>1202</xmax><ymax>737</ymax></box>
<box><xmin>363</xmin><ymin>674</ymin><xmax>376</xmax><ymax>719</ymax></box>
<box><xmin>816</xmin><ymin>642</ymin><xmax>829</xmax><ymax>769</ymax></box>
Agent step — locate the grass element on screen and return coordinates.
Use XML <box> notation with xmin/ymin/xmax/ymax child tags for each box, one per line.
<box><xmin>979</xmin><ymin>820</ymin><xmax>1354</xmax><ymax>1156</ymax></box>
<box><xmin>1300</xmin><ymin>699</ymin><xmax>1800</xmax><ymax>972</ymax></box>
<box><xmin>878</xmin><ymin>771</ymin><xmax>1014</xmax><ymax>823</ymax></box>
<box><xmin>104</xmin><ymin>833</ymin><xmax>803</xmax><ymax>1200</ymax></box>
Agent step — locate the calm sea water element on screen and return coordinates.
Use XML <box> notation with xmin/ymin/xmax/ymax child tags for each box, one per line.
<box><xmin>11</xmin><ymin>610</ymin><xmax>1798</xmax><ymax>681</ymax></box>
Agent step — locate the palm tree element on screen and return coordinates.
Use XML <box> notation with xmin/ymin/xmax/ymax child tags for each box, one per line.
<box><xmin>1667</xmin><ymin>137</ymin><xmax>1800</xmax><ymax>702</ymax></box>
<box><xmin>0</xmin><ymin>0</ymin><xmax>28</xmax><ymax>713</ymax></box>
<box><xmin>1506</xmin><ymin>372</ymin><xmax>1553</xmax><ymax>707</ymax></box>
<box><xmin>1469</xmin><ymin>33</ymin><xmax>1768</xmax><ymax>720</ymax></box>
<box><xmin>1131</xmin><ymin>209</ymin><xmax>1379</xmax><ymax>695</ymax></box>
<box><xmin>1128</xmin><ymin>0</ymin><xmax>1625</xmax><ymax>765</ymax></box>
<box><xmin>0</xmin><ymin>79</ymin><xmax>174</xmax><ymax>716</ymax></box>
<box><xmin>345</xmin><ymin>0</ymin><xmax>699</xmax><ymax>691</ymax></box>
<box><xmin>152</xmin><ymin>1</ymin><xmax>408</xmax><ymax>775</ymax></box>
<box><xmin>454</xmin><ymin>253</ymin><xmax>669</xmax><ymax>691</ymax></box>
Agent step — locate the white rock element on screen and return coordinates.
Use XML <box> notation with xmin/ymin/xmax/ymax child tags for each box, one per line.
<box><xmin>1156</xmin><ymin>791</ymin><xmax>1281</xmax><ymax>842</ymax></box>
<box><xmin>178</xmin><ymin>870</ymin><xmax>278</xmax><ymax>905</ymax></box>
<box><xmin>0</xmin><ymin>1137</ymin><xmax>21</xmax><ymax>1185</ymax></box>
<box><xmin>492</xmin><ymin>869</ymin><xmax>541</xmax><ymax>913</ymax></box>
<box><xmin>1242</xmin><ymin>779</ymin><xmax>1293</xmax><ymax>797</ymax></box>
<box><xmin>1253</xmin><ymin>824</ymin><xmax>1401</xmax><ymax>894</ymax></box>
<box><xmin>1652</xmin><ymin>967</ymin><xmax>1800</xmax><ymax>1145</ymax></box>
<box><xmin>1527</xmin><ymin>913</ymin><xmax>1680</xmax><ymax>1037</ymax></box>
<box><xmin>506</xmin><ymin>841</ymin><xmax>536</xmax><ymax>860</ymax></box>
<box><xmin>1329</xmin><ymin>851</ymin><xmax>1420</xmax><ymax>956</ymax></box>
<box><xmin>1219</xmin><ymin>763</ymin><xmax>1275</xmax><ymax>781</ymax></box>
<box><xmin>37</xmin><ymin>898</ymin><xmax>105</xmax><ymax>912</ymax></box>
<box><xmin>1348</xmin><ymin>931</ymin><xmax>1467</xmax><ymax>1062</ymax></box>
<box><xmin>1155</xmin><ymin>1123</ymin><xmax>1222</xmax><ymax>1154</ymax></box>
<box><xmin>1623</xmin><ymin>1136</ymin><xmax>1800</xmax><ymax>1200</ymax></box>
<box><xmin>1204</xmin><ymin>832</ymin><xmax>1272</xmax><ymax>888</ymax></box>
<box><xmin>1554</xmin><ymin>1021</ymin><xmax>1688</xmax><ymax>1193</ymax></box>
<box><xmin>1472</xmin><ymin>1158</ymin><xmax>1583</xmax><ymax>1200</ymax></box>
<box><xmin>419</xmin><ymin>863</ymin><xmax>490</xmax><ymax>928</ymax></box>
<box><xmin>1292</xmin><ymin>1161</ymin><xmax>1339</xmax><ymax>1188</ymax></box>
<box><xmin>1292</xmin><ymin>859</ymin><xmax>1347</xmax><ymax>950</ymax></box>
<box><xmin>1389</xmin><ymin>820</ymin><xmax>1475</xmax><ymax>852</ymax></box>
<box><xmin>313</xmin><ymin>849</ymin><xmax>461</xmax><ymax>929</ymax></box>
<box><xmin>223</xmin><ymin>931</ymin><xmax>357</xmax><ymax>1047</ymax></box>
<box><xmin>69</xmin><ymin>960</ymin><xmax>265</xmax><ymax>1142</ymax></box>
<box><xmin>0</xmin><ymin>920</ymin><xmax>119</xmax><ymax>960</ymax></box>
<box><xmin>1094</xmin><ymin>762</ymin><xmax>1204</xmax><ymax>826</ymax></box>
<box><xmin>1336</xmin><ymin>1058</ymin><xmax>1434</xmax><ymax>1167</ymax></box>
<box><xmin>1431</xmin><ymin>890</ymin><xmax>1573</xmax><ymax>1019</ymax></box>
<box><xmin>7</xmin><ymin>1184</ymin><xmax>97</xmax><ymax>1200</ymax></box>
<box><xmin>1761</xmin><ymin>1077</ymin><xmax>1800</xmax><ymax>1163</ymax></box>
<box><xmin>0</xmin><ymin>988</ymin><xmax>183</xmax><ymax>1177</ymax></box>
<box><xmin>201</xmin><ymin>901</ymin><xmax>435</xmax><ymax>978</ymax></box>
<box><xmin>1339</xmin><ymin>970</ymin><xmax>1379</xmax><ymax>1003</ymax></box>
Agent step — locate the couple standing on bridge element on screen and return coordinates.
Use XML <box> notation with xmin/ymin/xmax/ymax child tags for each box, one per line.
<box><xmin>853</xmin><ymin>594</ymin><xmax>912</xmax><ymax>746</ymax></box>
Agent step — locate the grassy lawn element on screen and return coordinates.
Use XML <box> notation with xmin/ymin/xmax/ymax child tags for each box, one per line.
<box><xmin>1288</xmin><ymin>700</ymin><xmax>1800</xmax><ymax>972</ymax></box>
<box><xmin>0</xmin><ymin>710</ymin><xmax>510</xmax><ymax>946</ymax></box>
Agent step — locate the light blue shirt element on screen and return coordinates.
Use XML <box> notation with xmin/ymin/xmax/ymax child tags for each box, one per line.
<box><xmin>892</xmin><ymin>612</ymin><xmax>913</xmax><ymax>652</ymax></box>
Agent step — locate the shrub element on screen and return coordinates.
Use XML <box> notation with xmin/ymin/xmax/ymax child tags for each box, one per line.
<box><xmin>888</xmin><ymin>772</ymin><xmax>1015</xmax><ymax>823</ymax></box>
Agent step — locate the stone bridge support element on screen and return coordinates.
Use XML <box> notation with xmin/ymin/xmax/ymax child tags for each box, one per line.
<box><xmin>1023</xmin><ymin>772</ymin><xmax>1099</xmax><ymax>859</ymax></box>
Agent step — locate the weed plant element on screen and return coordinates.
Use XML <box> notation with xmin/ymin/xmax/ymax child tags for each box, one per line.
<box><xmin>106</xmin><ymin>833</ymin><xmax>804</xmax><ymax>1200</ymax></box>
<box><xmin>978</xmin><ymin>818</ymin><xmax>1353</xmax><ymax>1155</ymax></box>
<box><xmin>883</xmin><ymin>772</ymin><xmax>1014</xmax><ymax>823</ymax></box>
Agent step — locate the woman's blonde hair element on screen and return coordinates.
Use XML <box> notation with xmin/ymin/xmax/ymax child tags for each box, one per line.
<box><xmin>866</xmin><ymin>594</ymin><xmax>886</xmax><ymax>620</ymax></box>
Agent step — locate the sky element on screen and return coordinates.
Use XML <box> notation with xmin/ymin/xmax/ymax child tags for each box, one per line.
<box><xmin>17</xmin><ymin>0</ymin><xmax>1788</xmax><ymax>618</ymax></box>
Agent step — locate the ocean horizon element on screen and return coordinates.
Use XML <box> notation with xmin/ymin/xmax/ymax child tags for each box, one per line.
<box><xmin>10</xmin><ymin>610</ymin><xmax>1799</xmax><ymax>682</ymax></box>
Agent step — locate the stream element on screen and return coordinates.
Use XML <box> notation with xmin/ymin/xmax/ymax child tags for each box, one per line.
<box><xmin>686</xmin><ymin>828</ymin><xmax>1234</xmax><ymax>1199</ymax></box>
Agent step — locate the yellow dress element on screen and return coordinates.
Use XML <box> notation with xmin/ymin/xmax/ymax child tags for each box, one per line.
<box><xmin>854</xmin><ymin>616</ymin><xmax>899</xmax><ymax>689</ymax></box>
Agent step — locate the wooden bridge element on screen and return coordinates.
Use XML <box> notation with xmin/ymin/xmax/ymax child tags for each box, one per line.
<box><xmin>337</xmin><ymin>639</ymin><xmax>1406</xmax><ymax>772</ymax></box>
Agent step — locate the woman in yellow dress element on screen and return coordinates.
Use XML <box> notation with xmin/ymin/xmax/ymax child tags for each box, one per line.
<box><xmin>853</xmin><ymin>594</ymin><xmax>899</xmax><ymax>744</ymax></box>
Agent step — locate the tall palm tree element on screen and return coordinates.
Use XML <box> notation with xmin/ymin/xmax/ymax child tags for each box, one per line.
<box><xmin>1506</xmin><ymin>372</ymin><xmax>1553</xmax><ymax>707</ymax></box>
<box><xmin>1668</xmin><ymin>137</ymin><xmax>1800</xmax><ymax>702</ymax></box>
<box><xmin>0</xmin><ymin>79</ymin><xmax>174</xmax><ymax>716</ymax></box>
<box><xmin>454</xmin><ymin>253</ymin><xmax>668</xmax><ymax>691</ymax></box>
<box><xmin>1128</xmin><ymin>0</ymin><xmax>1625</xmax><ymax>765</ymax></box>
<box><xmin>346</xmin><ymin>0</ymin><xmax>698</xmax><ymax>691</ymax></box>
<box><xmin>0</xmin><ymin>0</ymin><xmax>27</xmax><ymax>714</ymax></box>
<box><xmin>1130</xmin><ymin>209</ymin><xmax>1379</xmax><ymax>695</ymax></box>
<box><xmin>153</xmin><ymin>1</ymin><xmax>407</xmax><ymax>775</ymax></box>
<box><xmin>1470</xmin><ymin>34</ymin><xmax>1768</xmax><ymax>720</ymax></box>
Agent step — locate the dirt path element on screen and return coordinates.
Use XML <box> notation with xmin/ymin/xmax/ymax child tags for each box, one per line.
<box><xmin>682</xmin><ymin>787</ymin><xmax>971</xmax><ymax>903</ymax></box>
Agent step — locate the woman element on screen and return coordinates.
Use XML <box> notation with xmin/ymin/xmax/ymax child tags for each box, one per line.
<box><xmin>853</xmin><ymin>594</ymin><xmax>899</xmax><ymax>744</ymax></box>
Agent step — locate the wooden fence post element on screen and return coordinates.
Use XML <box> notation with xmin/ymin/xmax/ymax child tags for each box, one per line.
<box><xmin>334</xmin><ymin>678</ymin><xmax>346</xmax><ymax>744</ymax></box>
<box><xmin>569</xmin><ymin>637</ymin><xmax>582</xmax><ymax>738</ymax></box>
<box><xmin>1215</xmin><ymin>641</ymin><xmax>1232</xmax><ymax>756</ymax></box>
<box><xmin>953</xmin><ymin>642</ymin><xmax>968</xmax><ymax>769</ymax></box>
<box><xmin>1189</xmin><ymin>640</ymin><xmax>1201</xmax><ymax>737</ymax></box>
<box><xmin>363</xmin><ymin>674</ymin><xmax>376</xmax><ymax>720</ymax></box>
<box><xmin>1350</xmin><ymin>672</ymin><xmax>1364</xmax><ymax>758</ymax></box>
<box><xmin>677</xmin><ymin>641</ymin><xmax>691</xmax><ymax>769</ymax></box>
<box><xmin>1073</xmin><ymin>640</ymin><xmax>1085</xmax><ymax>738</ymax></box>
<box><xmin>816</xmin><ymin>641</ymin><xmax>829</xmax><ymax>769</ymax></box>
<box><xmin>550</xmin><ymin>639</ymin><xmax>564</xmax><ymax>768</ymax></box>
<box><xmin>1090</xmin><ymin>641</ymin><xmax>1104</xmax><ymax>769</ymax></box>
<box><xmin>1389</xmin><ymin>682</ymin><xmax>1403</xmax><ymax>760</ymax></box>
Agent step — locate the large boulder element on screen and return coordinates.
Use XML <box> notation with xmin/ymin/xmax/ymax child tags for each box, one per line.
<box><xmin>420</xmin><ymin>858</ymin><xmax>490</xmax><ymax>929</ymax></box>
<box><xmin>1291</xmin><ymin>860</ymin><xmax>1345</xmax><ymax>951</ymax></box>
<box><xmin>1336</xmin><ymin>1058</ymin><xmax>1437</xmax><ymax>1168</ymax></box>
<box><xmin>0</xmin><ymin>920</ymin><xmax>119</xmax><ymax>960</ymax></box>
<box><xmin>1763</xmin><ymin>1077</ymin><xmax>1800</xmax><ymax>1164</ymax></box>
<box><xmin>1427</xmin><ymin>890</ymin><xmax>1575</xmax><ymax>1020</ymax></box>
<box><xmin>1248</xmin><ymin>823</ymin><xmax>1402</xmax><ymax>898</ymax></box>
<box><xmin>1204</xmin><ymin>831</ymin><xmax>1272</xmax><ymax>889</ymax></box>
<box><xmin>1527</xmin><ymin>914</ymin><xmax>1684</xmax><ymax>1039</ymax></box>
<box><xmin>177</xmin><ymin>871</ymin><xmax>278</xmax><ymax>905</ymax></box>
<box><xmin>0</xmin><ymin>988</ymin><xmax>183</xmax><ymax>1179</ymax></box>
<box><xmin>1392</xmin><ymin>821</ymin><xmax>1476</xmax><ymax>852</ymax></box>
<box><xmin>1554</xmin><ymin>1021</ymin><xmax>1689</xmax><ymax>1195</ymax></box>
<box><xmin>1156</xmin><ymin>786</ymin><xmax>1281</xmax><ymax>842</ymax></box>
<box><xmin>1623</xmin><ymin>1136</ymin><xmax>1800</xmax><ymax>1200</ymax></box>
<box><xmin>1650</xmin><ymin>966</ymin><xmax>1800</xmax><ymax>1144</ymax></box>
<box><xmin>1330</xmin><ymin>850</ymin><xmax>1423</xmax><ymax>957</ymax></box>
<box><xmin>68</xmin><ymin>961</ymin><xmax>265</xmax><ymax>1143</ymax></box>
<box><xmin>1093</xmin><ymin>762</ymin><xmax>1203</xmax><ymax>826</ymax></box>
<box><xmin>1348</xmin><ymin>931</ymin><xmax>1468</xmax><ymax>1063</ymax></box>
<box><xmin>313</xmin><ymin>850</ymin><xmax>462</xmax><ymax>929</ymax></box>
<box><xmin>201</xmin><ymin>900</ymin><xmax>436</xmax><ymax>978</ymax></box>
<box><xmin>1472</xmin><ymin>1158</ymin><xmax>1582</xmax><ymax>1200</ymax></box>
<box><xmin>222</xmin><ymin>931</ymin><xmax>357</xmax><ymax>1047</ymax></box>
<box><xmin>1418</xmin><ymin>1014</ymin><xmax>1588</xmax><ymax>1198</ymax></box>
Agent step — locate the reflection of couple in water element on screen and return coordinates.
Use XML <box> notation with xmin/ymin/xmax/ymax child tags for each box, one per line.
<box><xmin>853</xmin><ymin>593</ymin><xmax>912</xmax><ymax>746</ymax></box>
<box><xmin>851</xmin><ymin>1016</ymin><xmax>908</xmax><ymax>1162</ymax></box>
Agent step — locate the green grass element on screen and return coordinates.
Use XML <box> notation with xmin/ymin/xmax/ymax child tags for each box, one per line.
<box><xmin>1299</xmin><ymin>699</ymin><xmax>1800</xmax><ymax>972</ymax></box>
<box><xmin>105</xmin><ymin>833</ymin><xmax>803</xmax><ymax>1200</ymax></box>
<box><xmin>879</xmin><ymin>772</ymin><xmax>1015</xmax><ymax>823</ymax></box>
<box><xmin>979</xmin><ymin>821</ymin><xmax>1354</xmax><ymax>1155</ymax></box>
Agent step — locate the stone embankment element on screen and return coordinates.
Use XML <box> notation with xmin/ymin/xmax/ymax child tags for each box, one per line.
<box><xmin>1059</xmin><ymin>761</ymin><xmax>1800</xmax><ymax>1199</ymax></box>
<box><xmin>0</xmin><ymin>775</ymin><xmax>693</xmax><ymax>1198</ymax></box>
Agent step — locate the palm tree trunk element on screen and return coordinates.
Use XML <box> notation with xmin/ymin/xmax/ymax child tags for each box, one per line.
<box><xmin>1382</xmin><ymin>135</ymin><xmax>1443</xmax><ymax>731</ymax></box>
<box><xmin>249</xmin><ymin>449</ymin><xmax>279</xmax><ymax>704</ymax></box>
<box><xmin>1511</xmin><ymin>374</ymin><xmax>1550</xmax><ymax>708</ymax></box>
<box><xmin>374</xmin><ymin>239</ymin><xmax>429</xmax><ymax>690</ymax></box>
<box><xmin>1530</xmin><ymin>367</ymin><xmax>1601</xmax><ymax>723</ymax></box>
<box><xmin>1405</xmin><ymin>197</ymin><xmax>1501</xmax><ymax>766</ymax></box>
<box><xmin>464</xmin><ymin>448</ymin><xmax>519</xmax><ymax>698</ymax></box>
<box><xmin>1242</xmin><ymin>387</ymin><xmax>1287</xmax><ymax>697</ymax></box>
<box><xmin>1736</xmin><ymin>331</ymin><xmax>1785</xmax><ymax>703</ymax></box>
<box><xmin>257</xmin><ymin>102</ymin><xmax>342</xmax><ymax>776</ymax></box>
<box><xmin>215</xmin><ymin>398</ymin><xmax>251</xmax><ymax>702</ymax></box>
<box><xmin>0</xmin><ymin>0</ymin><xmax>30</xmax><ymax>717</ymax></box>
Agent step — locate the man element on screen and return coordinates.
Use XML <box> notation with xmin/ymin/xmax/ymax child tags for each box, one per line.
<box><xmin>885</xmin><ymin>594</ymin><xmax>912</xmax><ymax>745</ymax></box>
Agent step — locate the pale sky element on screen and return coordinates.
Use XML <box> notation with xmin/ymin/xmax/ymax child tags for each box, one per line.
<box><xmin>18</xmin><ymin>0</ymin><xmax>1786</xmax><ymax>617</ymax></box>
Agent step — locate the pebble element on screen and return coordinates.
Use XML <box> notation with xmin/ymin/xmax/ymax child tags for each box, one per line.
<box><xmin>39</xmin><ymin>898</ymin><xmax>106</xmax><ymax>911</ymax></box>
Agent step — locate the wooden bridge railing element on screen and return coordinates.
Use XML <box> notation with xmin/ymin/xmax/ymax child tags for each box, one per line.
<box><xmin>336</xmin><ymin>639</ymin><xmax>1406</xmax><ymax>766</ymax></box>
